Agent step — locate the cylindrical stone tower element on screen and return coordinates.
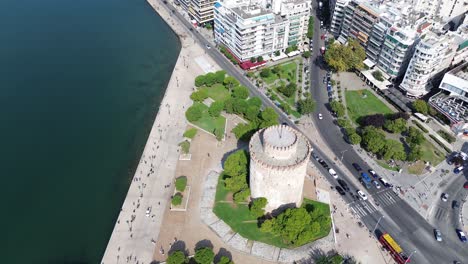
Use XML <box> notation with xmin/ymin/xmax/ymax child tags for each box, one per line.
<box><xmin>249</xmin><ymin>125</ymin><xmax>312</xmax><ymax>212</ymax></box>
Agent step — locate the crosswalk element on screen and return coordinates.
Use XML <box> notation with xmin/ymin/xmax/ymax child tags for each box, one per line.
<box><xmin>433</xmin><ymin>206</ymin><xmax>448</xmax><ymax>221</ymax></box>
<box><xmin>349</xmin><ymin>189</ymin><xmax>401</xmax><ymax>218</ymax></box>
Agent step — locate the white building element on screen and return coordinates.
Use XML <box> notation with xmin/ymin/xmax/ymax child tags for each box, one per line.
<box><xmin>249</xmin><ymin>125</ymin><xmax>311</xmax><ymax>213</ymax></box>
<box><xmin>413</xmin><ymin>0</ymin><xmax>468</xmax><ymax>21</ymax></box>
<box><xmin>399</xmin><ymin>30</ymin><xmax>464</xmax><ymax>97</ymax></box>
<box><xmin>330</xmin><ymin>0</ymin><xmax>350</xmax><ymax>36</ymax></box>
<box><xmin>214</xmin><ymin>0</ymin><xmax>311</xmax><ymax>62</ymax></box>
<box><xmin>189</xmin><ymin>0</ymin><xmax>217</xmax><ymax>24</ymax></box>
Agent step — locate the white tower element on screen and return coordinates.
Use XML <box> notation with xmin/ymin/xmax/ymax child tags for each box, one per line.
<box><xmin>249</xmin><ymin>125</ymin><xmax>311</xmax><ymax>212</ymax></box>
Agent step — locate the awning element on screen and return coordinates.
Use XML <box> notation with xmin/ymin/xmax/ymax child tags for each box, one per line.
<box><xmin>363</xmin><ymin>59</ymin><xmax>375</xmax><ymax>68</ymax></box>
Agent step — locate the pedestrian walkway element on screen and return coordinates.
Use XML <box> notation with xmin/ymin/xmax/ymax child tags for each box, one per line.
<box><xmin>373</xmin><ymin>189</ymin><xmax>402</xmax><ymax>208</ymax></box>
<box><xmin>349</xmin><ymin>200</ymin><xmax>378</xmax><ymax>218</ymax></box>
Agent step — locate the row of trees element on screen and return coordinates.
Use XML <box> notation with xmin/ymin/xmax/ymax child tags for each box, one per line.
<box><xmin>195</xmin><ymin>70</ymin><xmax>226</xmax><ymax>87</ymax></box>
<box><xmin>223</xmin><ymin>150</ymin><xmax>250</xmax><ymax>203</ymax></box>
<box><xmin>306</xmin><ymin>16</ymin><xmax>314</xmax><ymax>39</ymax></box>
<box><xmin>324</xmin><ymin>39</ymin><xmax>366</xmax><ymax>72</ymax></box>
<box><xmin>167</xmin><ymin>247</ymin><xmax>234</xmax><ymax>264</ymax></box>
<box><xmin>250</xmin><ymin>56</ymin><xmax>264</xmax><ymax>63</ymax></box>
<box><xmin>231</xmin><ymin>106</ymin><xmax>279</xmax><ymax>141</ymax></box>
<box><xmin>260</xmin><ymin>205</ymin><xmax>331</xmax><ymax>246</ymax></box>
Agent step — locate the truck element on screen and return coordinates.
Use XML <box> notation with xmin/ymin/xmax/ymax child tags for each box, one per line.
<box><xmin>360</xmin><ymin>172</ymin><xmax>372</xmax><ymax>189</ymax></box>
<box><xmin>379</xmin><ymin>233</ymin><xmax>411</xmax><ymax>264</ymax></box>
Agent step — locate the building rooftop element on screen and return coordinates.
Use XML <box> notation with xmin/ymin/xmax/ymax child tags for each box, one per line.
<box><xmin>452</xmin><ymin>63</ymin><xmax>468</xmax><ymax>82</ymax></box>
<box><xmin>232</xmin><ymin>5</ymin><xmax>274</xmax><ymax>19</ymax></box>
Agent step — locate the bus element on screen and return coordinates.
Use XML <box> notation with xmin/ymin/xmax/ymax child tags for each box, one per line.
<box><xmin>379</xmin><ymin>233</ymin><xmax>410</xmax><ymax>264</ymax></box>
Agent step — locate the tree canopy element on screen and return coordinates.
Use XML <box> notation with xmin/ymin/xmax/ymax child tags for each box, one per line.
<box><xmin>166</xmin><ymin>251</ymin><xmax>187</xmax><ymax>264</ymax></box>
<box><xmin>330</xmin><ymin>100</ymin><xmax>346</xmax><ymax>117</ymax></box>
<box><xmin>223</xmin><ymin>76</ymin><xmax>239</xmax><ymax>91</ymax></box>
<box><xmin>217</xmin><ymin>256</ymin><xmax>234</xmax><ymax>264</ymax></box>
<box><xmin>380</xmin><ymin>139</ymin><xmax>406</xmax><ymax>161</ymax></box>
<box><xmin>360</xmin><ymin>113</ymin><xmax>386</xmax><ymax>127</ymax></box>
<box><xmin>250</xmin><ymin>197</ymin><xmax>268</xmax><ymax>218</ymax></box>
<box><xmin>209</xmin><ymin>101</ymin><xmax>224</xmax><ymax>117</ymax></box>
<box><xmin>361</xmin><ymin>126</ymin><xmax>386</xmax><ymax>154</ymax></box>
<box><xmin>185</xmin><ymin>104</ymin><xmax>203</xmax><ymax>122</ymax></box>
<box><xmin>278</xmin><ymin>83</ymin><xmax>296</xmax><ymax>97</ymax></box>
<box><xmin>412</xmin><ymin>99</ymin><xmax>428</xmax><ymax>115</ymax></box>
<box><xmin>297</xmin><ymin>97</ymin><xmax>316</xmax><ymax>115</ymax></box>
<box><xmin>384</xmin><ymin>118</ymin><xmax>407</xmax><ymax>133</ymax></box>
<box><xmin>324</xmin><ymin>39</ymin><xmax>365</xmax><ymax>72</ymax></box>
<box><xmin>190</xmin><ymin>90</ymin><xmax>208</xmax><ymax>102</ymax></box>
<box><xmin>407</xmin><ymin>126</ymin><xmax>425</xmax><ymax>145</ymax></box>
<box><xmin>223</xmin><ymin>150</ymin><xmax>249</xmax><ymax>194</ymax></box>
<box><xmin>194</xmin><ymin>247</ymin><xmax>215</xmax><ymax>264</ymax></box>
<box><xmin>232</xmin><ymin>85</ymin><xmax>249</xmax><ymax>99</ymax></box>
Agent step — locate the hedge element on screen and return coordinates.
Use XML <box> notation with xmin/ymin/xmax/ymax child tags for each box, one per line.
<box><xmin>411</xmin><ymin>120</ymin><xmax>428</xmax><ymax>133</ymax></box>
<box><xmin>429</xmin><ymin>134</ymin><xmax>451</xmax><ymax>153</ymax></box>
<box><xmin>183</xmin><ymin>128</ymin><xmax>197</xmax><ymax>139</ymax></box>
<box><xmin>437</xmin><ymin>130</ymin><xmax>456</xmax><ymax>143</ymax></box>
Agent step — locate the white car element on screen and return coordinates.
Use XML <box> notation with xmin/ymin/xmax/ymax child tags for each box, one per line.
<box><xmin>372</xmin><ymin>180</ymin><xmax>381</xmax><ymax>189</ymax></box>
<box><xmin>328</xmin><ymin>168</ymin><xmax>338</xmax><ymax>178</ymax></box>
<box><xmin>206</xmin><ymin>44</ymin><xmax>211</xmax><ymax>49</ymax></box>
<box><xmin>357</xmin><ymin>190</ymin><xmax>368</xmax><ymax>200</ymax></box>
<box><xmin>318</xmin><ymin>113</ymin><xmax>323</xmax><ymax>120</ymax></box>
<box><xmin>441</xmin><ymin>193</ymin><xmax>449</xmax><ymax>202</ymax></box>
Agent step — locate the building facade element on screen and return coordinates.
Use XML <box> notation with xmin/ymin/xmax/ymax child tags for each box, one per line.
<box><xmin>249</xmin><ymin>125</ymin><xmax>311</xmax><ymax>212</ymax></box>
<box><xmin>189</xmin><ymin>0</ymin><xmax>217</xmax><ymax>24</ymax></box>
<box><xmin>214</xmin><ymin>0</ymin><xmax>311</xmax><ymax>62</ymax></box>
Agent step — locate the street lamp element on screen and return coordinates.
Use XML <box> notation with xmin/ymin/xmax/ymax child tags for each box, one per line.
<box><xmin>405</xmin><ymin>250</ymin><xmax>416</xmax><ymax>263</ymax></box>
<box><xmin>340</xmin><ymin>149</ymin><xmax>348</xmax><ymax>161</ymax></box>
<box><xmin>372</xmin><ymin>215</ymin><xmax>384</xmax><ymax>233</ymax></box>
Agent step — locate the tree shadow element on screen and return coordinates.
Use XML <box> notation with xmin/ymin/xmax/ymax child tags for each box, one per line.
<box><xmin>194</xmin><ymin>239</ymin><xmax>213</xmax><ymax>250</ymax></box>
<box><xmin>168</xmin><ymin>240</ymin><xmax>188</xmax><ymax>256</ymax></box>
<box><xmin>214</xmin><ymin>247</ymin><xmax>233</xmax><ymax>263</ymax></box>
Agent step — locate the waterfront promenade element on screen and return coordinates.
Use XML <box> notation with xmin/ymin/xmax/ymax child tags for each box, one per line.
<box><xmin>100</xmin><ymin>1</ymin><xmax>220</xmax><ymax>263</ymax></box>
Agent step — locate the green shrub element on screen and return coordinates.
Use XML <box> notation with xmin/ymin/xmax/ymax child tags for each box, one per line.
<box><xmin>179</xmin><ymin>141</ymin><xmax>190</xmax><ymax>154</ymax></box>
<box><xmin>185</xmin><ymin>104</ymin><xmax>203</xmax><ymax>122</ymax></box>
<box><xmin>183</xmin><ymin>128</ymin><xmax>197</xmax><ymax>139</ymax></box>
<box><xmin>175</xmin><ymin>176</ymin><xmax>187</xmax><ymax>192</ymax></box>
<box><xmin>166</xmin><ymin>250</ymin><xmax>188</xmax><ymax>264</ymax></box>
<box><xmin>437</xmin><ymin>130</ymin><xmax>456</xmax><ymax>143</ymax></box>
<box><xmin>194</xmin><ymin>247</ymin><xmax>215</xmax><ymax>264</ymax></box>
<box><xmin>233</xmin><ymin>188</ymin><xmax>250</xmax><ymax>203</ymax></box>
<box><xmin>171</xmin><ymin>193</ymin><xmax>183</xmax><ymax>206</ymax></box>
<box><xmin>429</xmin><ymin>135</ymin><xmax>451</xmax><ymax>153</ymax></box>
<box><xmin>411</xmin><ymin>120</ymin><xmax>428</xmax><ymax>133</ymax></box>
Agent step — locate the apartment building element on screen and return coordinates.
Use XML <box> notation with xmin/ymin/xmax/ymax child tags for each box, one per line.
<box><xmin>330</xmin><ymin>0</ymin><xmax>350</xmax><ymax>36</ymax></box>
<box><xmin>214</xmin><ymin>0</ymin><xmax>311</xmax><ymax>62</ymax></box>
<box><xmin>399</xmin><ymin>32</ymin><xmax>459</xmax><ymax>97</ymax></box>
<box><xmin>189</xmin><ymin>0</ymin><xmax>217</xmax><ymax>24</ymax></box>
<box><xmin>413</xmin><ymin>0</ymin><xmax>468</xmax><ymax>21</ymax></box>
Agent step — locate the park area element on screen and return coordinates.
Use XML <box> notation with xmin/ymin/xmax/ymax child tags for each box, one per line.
<box><xmin>213</xmin><ymin>173</ymin><xmax>331</xmax><ymax>248</ymax></box>
<box><xmin>189</xmin><ymin>102</ymin><xmax>226</xmax><ymax>137</ymax></box>
<box><xmin>345</xmin><ymin>89</ymin><xmax>394</xmax><ymax>123</ymax></box>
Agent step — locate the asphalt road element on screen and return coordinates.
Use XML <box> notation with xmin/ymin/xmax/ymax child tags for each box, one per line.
<box><xmin>159</xmin><ymin>1</ymin><xmax>468</xmax><ymax>263</ymax></box>
<box><xmin>307</xmin><ymin>4</ymin><xmax>468</xmax><ymax>264</ymax></box>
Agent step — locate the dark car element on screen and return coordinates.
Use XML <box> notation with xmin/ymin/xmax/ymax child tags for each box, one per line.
<box><xmin>352</xmin><ymin>163</ymin><xmax>362</xmax><ymax>171</ymax></box>
<box><xmin>318</xmin><ymin>159</ymin><xmax>329</xmax><ymax>169</ymax></box>
<box><xmin>453</xmin><ymin>200</ymin><xmax>460</xmax><ymax>209</ymax></box>
<box><xmin>456</xmin><ymin>229</ymin><xmax>467</xmax><ymax>242</ymax></box>
<box><xmin>464</xmin><ymin>182</ymin><xmax>468</xmax><ymax>189</ymax></box>
<box><xmin>336</xmin><ymin>186</ymin><xmax>346</xmax><ymax>195</ymax></box>
<box><xmin>337</xmin><ymin>179</ymin><xmax>350</xmax><ymax>191</ymax></box>
<box><xmin>368</xmin><ymin>169</ymin><xmax>378</xmax><ymax>178</ymax></box>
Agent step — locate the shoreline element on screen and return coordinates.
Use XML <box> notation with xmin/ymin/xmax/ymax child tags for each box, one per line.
<box><xmin>101</xmin><ymin>0</ymin><xmax>218</xmax><ymax>263</ymax></box>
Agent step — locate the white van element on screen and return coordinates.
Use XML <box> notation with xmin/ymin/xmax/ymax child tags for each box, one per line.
<box><xmin>328</xmin><ymin>168</ymin><xmax>338</xmax><ymax>178</ymax></box>
<box><xmin>379</xmin><ymin>177</ymin><xmax>392</xmax><ymax>188</ymax></box>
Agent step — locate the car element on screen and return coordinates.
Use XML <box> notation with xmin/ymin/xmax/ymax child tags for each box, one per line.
<box><xmin>452</xmin><ymin>200</ymin><xmax>460</xmax><ymax>209</ymax></box>
<box><xmin>206</xmin><ymin>44</ymin><xmax>211</xmax><ymax>49</ymax></box>
<box><xmin>464</xmin><ymin>182</ymin><xmax>468</xmax><ymax>189</ymax></box>
<box><xmin>379</xmin><ymin>177</ymin><xmax>392</xmax><ymax>188</ymax></box>
<box><xmin>336</xmin><ymin>186</ymin><xmax>346</xmax><ymax>195</ymax></box>
<box><xmin>368</xmin><ymin>169</ymin><xmax>378</xmax><ymax>178</ymax></box>
<box><xmin>352</xmin><ymin>163</ymin><xmax>362</xmax><ymax>171</ymax></box>
<box><xmin>441</xmin><ymin>193</ymin><xmax>449</xmax><ymax>202</ymax></box>
<box><xmin>372</xmin><ymin>180</ymin><xmax>381</xmax><ymax>189</ymax></box>
<box><xmin>312</xmin><ymin>152</ymin><xmax>320</xmax><ymax>161</ymax></box>
<box><xmin>454</xmin><ymin>166</ymin><xmax>464</xmax><ymax>174</ymax></box>
<box><xmin>357</xmin><ymin>190</ymin><xmax>368</xmax><ymax>200</ymax></box>
<box><xmin>338</xmin><ymin>179</ymin><xmax>350</xmax><ymax>191</ymax></box>
<box><xmin>320</xmin><ymin>21</ymin><xmax>324</xmax><ymax>26</ymax></box>
<box><xmin>456</xmin><ymin>229</ymin><xmax>467</xmax><ymax>242</ymax></box>
<box><xmin>434</xmin><ymin>229</ymin><xmax>442</xmax><ymax>242</ymax></box>
<box><xmin>328</xmin><ymin>168</ymin><xmax>338</xmax><ymax>178</ymax></box>
<box><xmin>318</xmin><ymin>113</ymin><xmax>323</xmax><ymax>120</ymax></box>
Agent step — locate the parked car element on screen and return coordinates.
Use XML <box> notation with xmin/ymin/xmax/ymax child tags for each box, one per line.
<box><xmin>338</xmin><ymin>179</ymin><xmax>350</xmax><ymax>191</ymax></box>
<box><xmin>441</xmin><ymin>193</ymin><xmax>449</xmax><ymax>202</ymax></box>
<box><xmin>379</xmin><ymin>177</ymin><xmax>392</xmax><ymax>188</ymax></box>
<box><xmin>434</xmin><ymin>229</ymin><xmax>442</xmax><ymax>242</ymax></box>
<box><xmin>336</xmin><ymin>186</ymin><xmax>346</xmax><ymax>195</ymax></box>
<box><xmin>312</xmin><ymin>152</ymin><xmax>320</xmax><ymax>161</ymax></box>
<box><xmin>328</xmin><ymin>168</ymin><xmax>338</xmax><ymax>178</ymax></box>
<box><xmin>357</xmin><ymin>190</ymin><xmax>368</xmax><ymax>200</ymax></box>
<box><xmin>368</xmin><ymin>169</ymin><xmax>378</xmax><ymax>178</ymax></box>
<box><xmin>372</xmin><ymin>180</ymin><xmax>381</xmax><ymax>189</ymax></box>
<box><xmin>318</xmin><ymin>113</ymin><xmax>323</xmax><ymax>120</ymax></box>
<box><xmin>456</xmin><ymin>229</ymin><xmax>467</xmax><ymax>242</ymax></box>
<box><xmin>318</xmin><ymin>159</ymin><xmax>329</xmax><ymax>169</ymax></box>
<box><xmin>454</xmin><ymin>166</ymin><xmax>464</xmax><ymax>174</ymax></box>
<box><xmin>464</xmin><ymin>182</ymin><xmax>468</xmax><ymax>189</ymax></box>
<box><xmin>205</xmin><ymin>44</ymin><xmax>211</xmax><ymax>49</ymax></box>
<box><xmin>352</xmin><ymin>163</ymin><xmax>362</xmax><ymax>171</ymax></box>
<box><xmin>452</xmin><ymin>200</ymin><xmax>460</xmax><ymax>209</ymax></box>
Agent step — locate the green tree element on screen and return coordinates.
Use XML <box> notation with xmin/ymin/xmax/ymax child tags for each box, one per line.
<box><xmin>407</xmin><ymin>126</ymin><xmax>425</xmax><ymax>145</ymax></box>
<box><xmin>361</xmin><ymin>126</ymin><xmax>386</xmax><ymax>154</ymax></box>
<box><xmin>278</xmin><ymin>83</ymin><xmax>297</xmax><ymax>97</ymax></box>
<box><xmin>330</xmin><ymin>100</ymin><xmax>346</xmax><ymax>117</ymax></box>
<box><xmin>214</xmin><ymin>70</ymin><xmax>226</xmax><ymax>83</ymax></box>
<box><xmin>190</xmin><ymin>90</ymin><xmax>208</xmax><ymax>102</ymax></box>
<box><xmin>384</xmin><ymin>118</ymin><xmax>407</xmax><ymax>133</ymax></box>
<box><xmin>175</xmin><ymin>176</ymin><xmax>187</xmax><ymax>192</ymax></box>
<box><xmin>250</xmin><ymin>197</ymin><xmax>268</xmax><ymax>217</ymax></box>
<box><xmin>224</xmin><ymin>150</ymin><xmax>248</xmax><ymax>178</ymax></box>
<box><xmin>232</xmin><ymin>98</ymin><xmax>248</xmax><ymax>115</ymax></box>
<box><xmin>306</xmin><ymin>16</ymin><xmax>314</xmax><ymax>39</ymax></box>
<box><xmin>260</xmin><ymin>68</ymin><xmax>272</xmax><ymax>78</ymax></box>
<box><xmin>245</xmin><ymin>105</ymin><xmax>261</xmax><ymax>121</ymax></box>
<box><xmin>274</xmin><ymin>50</ymin><xmax>281</xmax><ymax>56</ymax></box>
<box><xmin>194</xmin><ymin>247</ymin><xmax>215</xmax><ymax>264</ymax></box>
<box><xmin>247</xmin><ymin>97</ymin><xmax>262</xmax><ymax>107</ymax></box>
<box><xmin>217</xmin><ymin>256</ymin><xmax>234</xmax><ymax>264</ymax></box>
<box><xmin>297</xmin><ymin>97</ymin><xmax>316</xmax><ymax>114</ymax></box>
<box><xmin>204</xmin><ymin>72</ymin><xmax>216</xmax><ymax>86</ymax></box>
<box><xmin>250</xmin><ymin>57</ymin><xmax>256</xmax><ymax>63</ymax></box>
<box><xmin>380</xmin><ymin>139</ymin><xmax>406</xmax><ymax>161</ymax></box>
<box><xmin>166</xmin><ymin>250</ymin><xmax>188</xmax><ymax>264</ymax></box>
<box><xmin>209</xmin><ymin>101</ymin><xmax>224</xmax><ymax>117</ymax></box>
<box><xmin>324</xmin><ymin>39</ymin><xmax>365</xmax><ymax>72</ymax></box>
<box><xmin>195</xmin><ymin>75</ymin><xmax>206</xmax><ymax>87</ymax></box>
<box><xmin>407</xmin><ymin>143</ymin><xmax>422</xmax><ymax>161</ymax></box>
<box><xmin>171</xmin><ymin>193</ymin><xmax>183</xmax><ymax>206</ymax></box>
<box><xmin>223</xmin><ymin>76</ymin><xmax>239</xmax><ymax>91</ymax></box>
<box><xmin>260</xmin><ymin>107</ymin><xmax>279</xmax><ymax>127</ymax></box>
<box><xmin>272</xmin><ymin>65</ymin><xmax>281</xmax><ymax>75</ymax></box>
<box><xmin>185</xmin><ymin>104</ymin><xmax>203</xmax><ymax>122</ymax></box>
<box><xmin>232</xmin><ymin>122</ymin><xmax>257</xmax><ymax>141</ymax></box>
<box><xmin>348</xmin><ymin>133</ymin><xmax>362</xmax><ymax>145</ymax></box>
<box><xmin>372</xmin><ymin>70</ymin><xmax>384</xmax><ymax>81</ymax></box>
<box><xmin>412</xmin><ymin>99</ymin><xmax>428</xmax><ymax>115</ymax></box>
<box><xmin>233</xmin><ymin>188</ymin><xmax>250</xmax><ymax>203</ymax></box>
<box><xmin>232</xmin><ymin>85</ymin><xmax>249</xmax><ymax>99</ymax></box>
<box><xmin>183</xmin><ymin>128</ymin><xmax>197</xmax><ymax>139</ymax></box>
<box><xmin>223</xmin><ymin>98</ymin><xmax>235</xmax><ymax>113</ymax></box>
<box><xmin>303</xmin><ymin>51</ymin><xmax>311</xmax><ymax>58</ymax></box>
<box><xmin>257</xmin><ymin>56</ymin><xmax>264</xmax><ymax>62</ymax></box>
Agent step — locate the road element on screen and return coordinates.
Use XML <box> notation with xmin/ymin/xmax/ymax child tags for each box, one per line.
<box><xmin>308</xmin><ymin>3</ymin><xmax>468</xmax><ymax>263</ymax></box>
<box><xmin>158</xmin><ymin>1</ymin><xmax>468</xmax><ymax>262</ymax></box>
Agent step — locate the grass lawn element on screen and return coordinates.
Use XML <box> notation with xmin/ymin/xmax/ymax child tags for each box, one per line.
<box><xmin>376</xmin><ymin>160</ymin><xmax>400</xmax><ymax>172</ymax></box>
<box><xmin>345</xmin><ymin>89</ymin><xmax>394</xmax><ymax>124</ymax></box>
<box><xmin>420</xmin><ymin>140</ymin><xmax>444</xmax><ymax>166</ymax></box>
<box><xmin>213</xmin><ymin>175</ymin><xmax>330</xmax><ymax>248</ymax></box>
<box><xmin>269</xmin><ymin>91</ymin><xmax>301</xmax><ymax>118</ymax></box>
<box><xmin>273</xmin><ymin>85</ymin><xmax>296</xmax><ymax>107</ymax></box>
<box><xmin>407</xmin><ymin>160</ymin><xmax>426</xmax><ymax>175</ymax></box>
<box><xmin>200</xmin><ymin>83</ymin><xmax>231</xmax><ymax>102</ymax></box>
<box><xmin>261</xmin><ymin>61</ymin><xmax>297</xmax><ymax>85</ymax></box>
<box><xmin>190</xmin><ymin>102</ymin><xmax>226</xmax><ymax>135</ymax></box>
